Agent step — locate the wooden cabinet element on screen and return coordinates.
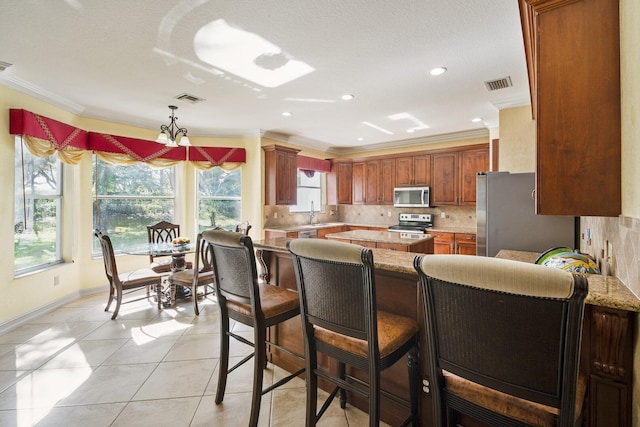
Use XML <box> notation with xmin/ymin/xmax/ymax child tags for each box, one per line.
<box><xmin>263</xmin><ymin>145</ymin><xmax>300</xmax><ymax>205</ymax></box>
<box><xmin>352</xmin><ymin>162</ymin><xmax>366</xmax><ymax>205</ymax></box>
<box><xmin>519</xmin><ymin>0</ymin><xmax>620</xmax><ymax>216</ymax></box>
<box><xmin>429</xmin><ymin>231</ymin><xmax>454</xmax><ymax>254</ymax></box>
<box><xmin>395</xmin><ymin>154</ymin><xmax>431</xmax><ymax>187</ymax></box>
<box><xmin>327</xmin><ymin>160</ymin><xmax>352</xmax><ymax>205</ymax></box>
<box><xmin>365</xmin><ymin>159</ymin><xmax>395</xmax><ymax>205</ymax></box>
<box><xmin>429</xmin><ymin>231</ymin><xmax>476</xmax><ymax>255</ymax></box>
<box><xmin>459</xmin><ymin>149</ymin><xmax>489</xmax><ymax>206</ymax></box>
<box><xmin>454</xmin><ymin>233</ymin><xmax>476</xmax><ymax>255</ymax></box>
<box><xmin>264</xmin><ymin>230</ymin><xmax>299</xmax><ymax>239</ymax></box>
<box><xmin>431</xmin><ymin>146</ymin><xmax>489</xmax><ymax>206</ymax></box>
<box><xmin>317</xmin><ymin>226</ymin><xmax>345</xmax><ymax>239</ymax></box>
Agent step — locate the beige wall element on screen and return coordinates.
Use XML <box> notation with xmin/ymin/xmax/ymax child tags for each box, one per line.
<box><xmin>497</xmin><ymin>105</ymin><xmax>535</xmax><ymax>173</ymax></box>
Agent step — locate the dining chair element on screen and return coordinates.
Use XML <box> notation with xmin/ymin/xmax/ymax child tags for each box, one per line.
<box><xmin>94</xmin><ymin>229</ymin><xmax>163</xmax><ymax>320</ymax></box>
<box><xmin>167</xmin><ymin>232</ymin><xmax>215</xmax><ymax>315</ymax></box>
<box><xmin>234</xmin><ymin>220</ymin><xmax>252</xmax><ymax>235</ymax></box>
<box><xmin>414</xmin><ymin>254</ymin><xmax>588</xmax><ymax>427</ymax></box>
<box><xmin>146</xmin><ymin>220</ymin><xmax>192</xmax><ymax>273</ymax></box>
<box><xmin>288</xmin><ymin>238</ymin><xmax>419</xmax><ymax>427</ymax></box>
<box><xmin>203</xmin><ymin>229</ymin><xmax>305</xmax><ymax>427</ymax></box>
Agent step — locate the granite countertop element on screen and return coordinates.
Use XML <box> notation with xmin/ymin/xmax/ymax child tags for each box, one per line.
<box><xmin>254</xmin><ymin>241</ymin><xmax>640</xmax><ymax>313</ymax></box>
<box><xmin>496</xmin><ymin>249</ymin><xmax>640</xmax><ymax>313</ymax></box>
<box><xmin>264</xmin><ymin>222</ymin><xmax>477</xmax><ymax>235</ymax></box>
<box><xmin>325</xmin><ymin>230</ymin><xmax>434</xmax><ymax>244</ymax></box>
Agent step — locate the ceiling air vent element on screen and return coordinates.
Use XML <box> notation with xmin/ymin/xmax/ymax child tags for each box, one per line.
<box><xmin>175</xmin><ymin>93</ymin><xmax>205</xmax><ymax>104</ymax></box>
<box><xmin>0</xmin><ymin>61</ymin><xmax>13</xmax><ymax>72</ymax></box>
<box><xmin>484</xmin><ymin>76</ymin><xmax>512</xmax><ymax>91</ymax></box>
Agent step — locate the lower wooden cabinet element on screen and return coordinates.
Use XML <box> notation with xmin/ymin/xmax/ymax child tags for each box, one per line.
<box><xmin>429</xmin><ymin>231</ymin><xmax>476</xmax><ymax>255</ymax></box>
<box><xmin>454</xmin><ymin>233</ymin><xmax>476</xmax><ymax>255</ymax></box>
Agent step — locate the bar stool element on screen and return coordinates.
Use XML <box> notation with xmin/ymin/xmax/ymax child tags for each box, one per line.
<box><xmin>288</xmin><ymin>238</ymin><xmax>419</xmax><ymax>427</ymax></box>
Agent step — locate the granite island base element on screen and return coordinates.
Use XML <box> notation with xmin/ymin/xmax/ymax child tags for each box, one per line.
<box><xmin>253</xmin><ymin>240</ymin><xmax>639</xmax><ymax>427</ymax></box>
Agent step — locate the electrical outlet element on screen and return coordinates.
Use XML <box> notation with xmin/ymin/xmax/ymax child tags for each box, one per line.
<box><xmin>387</xmin><ymin>211</ymin><xmax>391</xmax><ymax>217</ymax></box>
<box><xmin>440</xmin><ymin>212</ymin><xmax>446</xmax><ymax>219</ymax></box>
<box><xmin>607</xmin><ymin>241</ymin><xmax>613</xmax><ymax>264</ymax></box>
<box><xmin>53</xmin><ymin>275</ymin><xmax>59</xmax><ymax>287</ymax></box>
<box><xmin>273</xmin><ymin>212</ymin><xmax>278</xmax><ymax>219</ymax></box>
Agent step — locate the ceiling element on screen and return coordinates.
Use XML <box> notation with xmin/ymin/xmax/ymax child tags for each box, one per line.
<box><xmin>0</xmin><ymin>0</ymin><xmax>530</xmax><ymax>154</ymax></box>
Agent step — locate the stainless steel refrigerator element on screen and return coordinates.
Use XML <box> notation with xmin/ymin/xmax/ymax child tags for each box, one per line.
<box><xmin>476</xmin><ymin>172</ymin><xmax>577</xmax><ymax>257</ymax></box>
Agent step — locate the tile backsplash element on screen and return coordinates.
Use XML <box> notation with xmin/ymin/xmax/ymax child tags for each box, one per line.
<box><xmin>264</xmin><ymin>204</ymin><xmax>476</xmax><ymax>229</ymax></box>
<box><xmin>580</xmin><ymin>215</ymin><xmax>640</xmax><ymax>297</ymax></box>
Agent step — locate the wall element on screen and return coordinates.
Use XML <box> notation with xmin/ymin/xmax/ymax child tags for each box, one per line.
<box><xmin>498</xmin><ymin>105</ymin><xmax>535</xmax><ymax>173</ymax></box>
<box><xmin>0</xmin><ymin>85</ymin><xmax>263</xmax><ymax>328</ymax></box>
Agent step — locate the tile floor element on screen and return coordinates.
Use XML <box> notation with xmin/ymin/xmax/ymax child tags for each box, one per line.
<box><xmin>0</xmin><ymin>291</ymin><xmax>387</xmax><ymax>427</ymax></box>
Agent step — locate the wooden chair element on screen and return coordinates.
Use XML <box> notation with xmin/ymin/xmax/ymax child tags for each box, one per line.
<box><xmin>94</xmin><ymin>229</ymin><xmax>162</xmax><ymax>320</ymax></box>
<box><xmin>146</xmin><ymin>220</ymin><xmax>192</xmax><ymax>273</ymax></box>
<box><xmin>414</xmin><ymin>254</ymin><xmax>588</xmax><ymax>427</ymax></box>
<box><xmin>167</xmin><ymin>232</ymin><xmax>215</xmax><ymax>315</ymax></box>
<box><xmin>234</xmin><ymin>220</ymin><xmax>251</xmax><ymax>235</ymax></box>
<box><xmin>203</xmin><ymin>229</ymin><xmax>304</xmax><ymax>427</ymax></box>
<box><xmin>288</xmin><ymin>238</ymin><xmax>419</xmax><ymax>427</ymax></box>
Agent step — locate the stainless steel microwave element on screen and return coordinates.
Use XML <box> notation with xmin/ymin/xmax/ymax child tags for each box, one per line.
<box><xmin>393</xmin><ymin>186</ymin><xmax>430</xmax><ymax>208</ymax></box>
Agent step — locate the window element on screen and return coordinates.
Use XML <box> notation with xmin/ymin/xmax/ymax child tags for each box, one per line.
<box><xmin>14</xmin><ymin>137</ymin><xmax>63</xmax><ymax>274</ymax></box>
<box><xmin>197</xmin><ymin>167</ymin><xmax>241</xmax><ymax>233</ymax></box>
<box><xmin>92</xmin><ymin>155</ymin><xmax>175</xmax><ymax>254</ymax></box>
<box><xmin>289</xmin><ymin>170</ymin><xmax>324</xmax><ymax>213</ymax></box>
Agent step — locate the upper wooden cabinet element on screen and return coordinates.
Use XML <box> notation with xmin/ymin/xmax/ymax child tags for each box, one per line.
<box><xmin>365</xmin><ymin>159</ymin><xmax>395</xmax><ymax>205</ymax></box>
<box><xmin>431</xmin><ymin>145</ymin><xmax>489</xmax><ymax>206</ymax></box>
<box><xmin>263</xmin><ymin>145</ymin><xmax>300</xmax><ymax>205</ymax></box>
<box><xmin>327</xmin><ymin>160</ymin><xmax>352</xmax><ymax>205</ymax></box>
<box><xmin>352</xmin><ymin>162</ymin><xmax>366</xmax><ymax>205</ymax></box>
<box><xmin>519</xmin><ymin>0</ymin><xmax>621</xmax><ymax>216</ymax></box>
<box><xmin>395</xmin><ymin>154</ymin><xmax>431</xmax><ymax>187</ymax></box>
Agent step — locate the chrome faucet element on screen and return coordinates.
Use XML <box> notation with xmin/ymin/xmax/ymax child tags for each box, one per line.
<box><xmin>309</xmin><ymin>201</ymin><xmax>316</xmax><ymax>224</ymax></box>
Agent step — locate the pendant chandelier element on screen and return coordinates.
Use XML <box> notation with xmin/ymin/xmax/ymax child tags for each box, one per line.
<box><xmin>156</xmin><ymin>105</ymin><xmax>190</xmax><ymax>147</ymax></box>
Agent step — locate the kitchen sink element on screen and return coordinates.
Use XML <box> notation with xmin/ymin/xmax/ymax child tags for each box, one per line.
<box><xmin>297</xmin><ymin>222</ymin><xmax>343</xmax><ymax>229</ymax></box>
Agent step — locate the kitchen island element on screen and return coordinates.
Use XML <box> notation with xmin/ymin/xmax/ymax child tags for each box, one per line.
<box><xmin>253</xmin><ymin>239</ymin><xmax>640</xmax><ymax>427</ymax></box>
<box><xmin>325</xmin><ymin>229</ymin><xmax>435</xmax><ymax>253</ymax></box>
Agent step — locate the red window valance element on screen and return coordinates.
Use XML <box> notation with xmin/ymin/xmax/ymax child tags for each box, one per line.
<box><xmin>297</xmin><ymin>155</ymin><xmax>330</xmax><ymax>173</ymax></box>
<box><xmin>10</xmin><ymin>109</ymin><xmax>88</xmax><ymax>150</ymax></box>
<box><xmin>88</xmin><ymin>132</ymin><xmax>187</xmax><ymax>161</ymax></box>
<box><xmin>188</xmin><ymin>146</ymin><xmax>246</xmax><ymax>164</ymax></box>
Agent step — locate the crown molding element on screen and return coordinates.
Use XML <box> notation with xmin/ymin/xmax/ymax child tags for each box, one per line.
<box><xmin>0</xmin><ymin>75</ymin><xmax>85</xmax><ymax>114</ymax></box>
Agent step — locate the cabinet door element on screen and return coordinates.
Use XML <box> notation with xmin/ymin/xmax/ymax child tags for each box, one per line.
<box><xmin>431</xmin><ymin>153</ymin><xmax>458</xmax><ymax>206</ymax></box>
<box><xmin>365</xmin><ymin>160</ymin><xmax>380</xmax><ymax>205</ymax></box>
<box><xmin>352</xmin><ymin>162</ymin><xmax>366</xmax><ymax>205</ymax></box>
<box><xmin>454</xmin><ymin>233</ymin><xmax>476</xmax><ymax>255</ymax></box>
<box><xmin>380</xmin><ymin>159</ymin><xmax>396</xmax><ymax>205</ymax></box>
<box><xmin>413</xmin><ymin>154</ymin><xmax>431</xmax><ymax>186</ymax></box>
<box><xmin>395</xmin><ymin>156</ymin><xmax>413</xmax><ymax>187</ymax></box>
<box><xmin>520</xmin><ymin>0</ymin><xmax>620</xmax><ymax>216</ymax></box>
<box><xmin>337</xmin><ymin>162</ymin><xmax>352</xmax><ymax>204</ymax></box>
<box><xmin>430</xmin><ymin>231</ymin><xmax>454</xmax><ymax>254</ymax></box>
<box><xmin>459</xmin><ymin>149</ymin><xmax>489</xmax><ymax>206</ymax></box>
<box><xmin>376</xmin><ymin>242</ymin><xmax>409</xmax><ymax>251</ymax></box>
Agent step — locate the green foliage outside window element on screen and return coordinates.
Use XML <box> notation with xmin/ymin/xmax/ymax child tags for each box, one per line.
<box><xmin>197</xmin><ymin>168</ymin><xmax>241</xmax><ymax>232</ymax></box>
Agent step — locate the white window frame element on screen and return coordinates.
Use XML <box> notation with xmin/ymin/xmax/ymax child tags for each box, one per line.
<box><xmin>196</xmin><ymin>167</ymin><xmax>242</xmax><ymax>232</ymax></box>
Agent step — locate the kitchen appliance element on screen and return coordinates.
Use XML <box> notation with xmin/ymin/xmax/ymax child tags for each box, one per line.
<box><xmin>388</xmin><ymin>213</ymin><xmax>433</xmax><ymax>234</ymax></box>
<box><xmin>476</xmin><ymin>172</ymin><xmax>577</xmax><ymax>257</ymax></box>
<box><xmin>393</xmin><ymin>186</ymin><xmax>430</xmax><ymax>208</ymax></box>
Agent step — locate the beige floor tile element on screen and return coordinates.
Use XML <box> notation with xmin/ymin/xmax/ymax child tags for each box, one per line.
<box><xmin>0</xmin><ymin>323</ymin><xmax>62</xmax><ymax>345</ymax></box>
<box><xmin>0</xmin><ymin>367</ymin><xmax>94</xmax><ymax>410</ymax></box>
<box><xmin>206</xmin><ymin>356</ymin><xmax>275</xmax><ymax>396</ymax></box>
<box><xmin>0</xmin><ymin>402</ymin><xmax>126</xmax><ymax>427</ymax></box>
<box><xmin>39</xmin><ymin>339</ymin><xmax>128</xmax><ymax>369</ymax></box>
<box><xmin>112</xmin><ymin>397</ymin><xmax>200</xmax><ymax>427</ymax></box>
<box><xmin>57</xmin><ymin>363</ymin><xmax>156</xmax><ymax>406</ymax></box>
<box><xmin>191</xmin><ymin>392</ymin><xmax>271</xmax><ymax>427</ymax></box>
<box><xmin>133</xmin><ymin>359</ymin><xmax>215</xmax><ymax>400</ymax></box>
<box><xmin>103</xmin><ymin>336</ymin><xmax>179</xmax><ymax>365</ymax></box>
<box><xmin>82</xmin><ymin>319</ymin><xmax>154</xmax><ymax>341</ymax></box>
<box><xmin>0</xmin><ymin>370</ymin><xmax>27</xmax><ymax>394</ymax></box>
<box><xmin>163</xmin><ymin>333</ymin><xmax>219</xmax><ymax>361</ymax></box>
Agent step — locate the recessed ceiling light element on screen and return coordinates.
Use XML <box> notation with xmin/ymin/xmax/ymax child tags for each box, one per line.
<box><xmin>471</xmin><ymin>117</ymin><xmax>483</xmax><ymax>123</ymax></box>
<box><xmin>357</xmin><ymin>137</ymin><xmax>364</xmax><ymax>141</ymax></box>
<box><xmin>282</xmin><ymin>111</ymin><xmax>292</xmax><ymax>117</ymax></box>
<box><xmin>429</xmin><ymin>67</ymin><xmax>447</xmax><ymax>76</ymax></box>
<box><xmin>341</xmin><ymin>94</ymin><xmax>354</xmax><ymax>101</ymax></box>
<box><xmin>407</xmin><ymin>129</ymin><xmax>415</xmax><ymax>133</ymax></box>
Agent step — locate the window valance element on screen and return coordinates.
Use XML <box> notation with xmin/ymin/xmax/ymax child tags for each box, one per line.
<box><xmin>10</xmin><ymin>109</ymin><xmax>88</xmax><ymax>164</ymax></box>
<box><xmin>297</xmin><ymin>155</ymin><xmax>331</xmax><ymax>173</ymax></box>
<box><xmin>88</xmin><ymin>132</ymin><xmax>186</xmax><ymax>167</ymax></box>
<box><xmin>9</xmin><ymin>109</ymin><xmax>246</xmax><ymax>168</ymax></box>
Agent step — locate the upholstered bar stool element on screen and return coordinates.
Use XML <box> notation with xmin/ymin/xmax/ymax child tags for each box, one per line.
<box><xmin>203</xmin><ymin>229</ymin><xmax>304</xmax><ymax>427</ymax></box>
<box><xmin>415</xmin><ymin>254</ymin><xmax>588</xmax><ymax>427</ymax></box>
<box><xmin>288</xmin><ymin>238</ymin><xmax>419</xmax><ymax>427</ymax></box>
